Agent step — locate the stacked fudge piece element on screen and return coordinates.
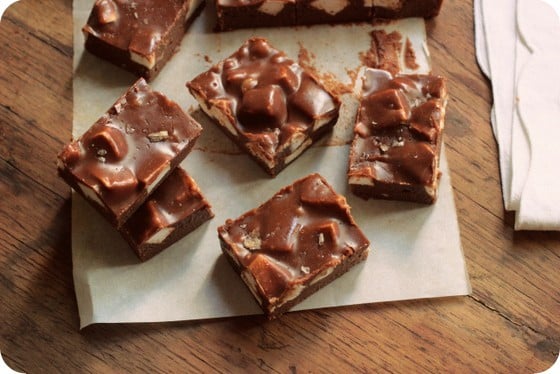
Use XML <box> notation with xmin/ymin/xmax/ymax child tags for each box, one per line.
<box><xmin>58</xmin><ymin>78</ymin><xmax>213</xmax><ymax>261</ymax></box>
<box><xmin>216</xmin><ymin>0</ymin><xmax>443</xmax><ymax>31</ymax></box>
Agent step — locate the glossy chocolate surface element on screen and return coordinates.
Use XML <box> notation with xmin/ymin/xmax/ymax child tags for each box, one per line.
<box><xmin>187</xmin><ymin>37</ymin><xmax>340</xmax><ymax>175</ymax></box>
<box><xmin>219</xmin><ymin>173</ymin><xmax>369</xmax><ymax>306</ymax></box>
<box><xmin>348</xmin><ymin>69</ymin><xmax>447</xmax><ymax>202</ymax></box>
<box><xmin>120</xmin><ymin>167</ymin><xmax>213</xmax><ymax>259</ymax></box>
<box><xmin>58</xmin><ymin>78</ymin><xmax>202</xmax><ymax>225</ymax></box>
<box><xmin>83</xmin><ymin>0</ymin><xmax>189</xmax><ymax>64</ymax></box>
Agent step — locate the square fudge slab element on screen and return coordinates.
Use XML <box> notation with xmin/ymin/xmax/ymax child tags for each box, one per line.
<box><xmin>187</xmin><ymin>37</ymin><xmax>341</xmax><ymax>176</ymax></box>
<box><xmin>216</xmin><ymin>0</ymin><xmax>296</xmax><ymax>31</ymax></box>
<box><xmin>218</xmin><ymin>173</ymin><xmax>370</xmax><ymax>319</ymax></box>
<box><xmin>83</xmin><ymin>0</ymin><xmax>206</xmax><ymax>81</ymax></box>
<box><xmin>296</xmin><ymin>0</ymin><xmax>372</xmax><ymax>25</ymax></box>
<box><xmin>348</xmin><ymin>68</ymin><xmax>448</xmax><ymax>204</ymax></box>
<box><xmin>372</xmin><ymin>0</ymin><xmax>443</xmax><ymax>19</ymax></box>
<box><xmin>58</xmin><ymin>78</ymin><xmax>202</xmax><ymax>227</ymax></box>
<box><xmin>120</xmin><ymin>167</ymin><xmax>213</xmax><ymax>261</ymax></box>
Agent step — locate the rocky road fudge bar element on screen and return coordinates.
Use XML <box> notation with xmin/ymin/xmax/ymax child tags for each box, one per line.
<box><xmin>187</xmin><ymin>37</ymin><xmax>340</xmax><ymax>176</ymax></box>
<box><xmin>216</xmin><ymin>0</ymin><xmax>296</xmax><ymax>31</ymax></box>
<box><xmin>215</xmin><ymin>0</ymin><xmax>444</xmax><ymax>30</ymax></box>
<box><xmin>83</xmin><ymin>0</ymin><xmax>205</xmax><ymax>80</ymax></box>
<box><xmin>120</xmin><ymin>167</ymin><xmax>213</xmax><ymax>261</ymax></box>
<box><xmin>348</xmin><ymin>68</ymin><xmax>447</xmax><ymax>204</ymax></box>
<box><xmin>58</xmin><ymin>78</ymin><xmax>202</xmax><ymax>227</ymax></box>
<box><xmin>218</xmin><ymin>173</ymin><xmax>370</xmax><ymax>319</ymax></box>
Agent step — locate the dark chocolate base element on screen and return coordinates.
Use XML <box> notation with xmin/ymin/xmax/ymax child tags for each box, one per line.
<box><xmin>349</xmin><ymin>178</ymin><xmax>440</xmax><ymax>205</ymax></box>
<box><xmin>219</xmin><ymin>238</ymin><xmax>370</xmax><ymax>319</ymax></box>
<box><xmin>216</xmin><ymin>2</ymin><xmax>296</xmax><ymax>31</ymax></box>
<box><xmin>126</xmin><ymin>204</ymin><xmax>214</xmax><ymax>262</ymax></box>
<box><xmin>209</xmin><ymin>113</ymin><xmax>338</xmax><ymax>177</ymax></box>
<box><xmin>374</xmin><ymin>0</ymin><xmax>443</xmax><ymax>19</ymax></box>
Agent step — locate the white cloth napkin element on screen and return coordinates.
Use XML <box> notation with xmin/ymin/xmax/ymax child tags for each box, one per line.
<box><xmin>475</xmin><ymin>0</ymin><xmax>560</xmax><ymax>230</ymax></box>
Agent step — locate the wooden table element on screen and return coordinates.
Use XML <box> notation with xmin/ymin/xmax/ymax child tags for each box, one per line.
<box><xmin>1</xmin><ymin>1</ymin><xmax>558</xmax><ymax>372</ymax></box>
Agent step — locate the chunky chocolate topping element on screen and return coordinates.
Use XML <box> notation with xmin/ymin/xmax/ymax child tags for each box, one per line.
<box><xmin>58</xmin><ymin>78</ymin><xmax>202</xmax><ymax>226</ymax></box>
<box><xmin>120</xmin><ymin>167</ymin><xmax>213</xmax><ymax>261</ymax></box>
<box><xmin>187</xmin><ymin>37</ymin><xmax>340</xmax><ymax>176</ymax></box>
<box><xmin>348</xmin><ymin>69</ymin><xmax>447</xmax><ymax>204</ymax></box>
<box><xmin>218</xmin><ymin>173</ymin><xmax>370</xmax><ymax>317</ymax></box>
<box><xmin>83</xmin><ymin>0</ymin><xmax>204</xmax><ymax>79</ymax></box>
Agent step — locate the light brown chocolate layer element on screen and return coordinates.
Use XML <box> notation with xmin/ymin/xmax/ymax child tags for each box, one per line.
<box><xmin>83</xmin><ymin>0</ymin><xmax>205</xmax><ymax>80</ymax></box>
<box><xmin>120</xmin><ymin>167</ymin><xmax>213</xmax><ymax>261</ymax></box>
<box><xmin>218</xmin><ymin>173</ymin><xmax>370</xmax><ymax>319</ymax></box>
<box><xmin>187</xmin><ymin>37</ymin><xmax>340</xmax><ymax>176</ymax></box>
<box><xmin>58</xmin><ymin>78</ymin><xmax>202</xmax><ymax>227</ymax></box>
<box><xmin>348</xmin><ymin>69</ymin><xmax>447</xmax><ymax>204</ymax></box>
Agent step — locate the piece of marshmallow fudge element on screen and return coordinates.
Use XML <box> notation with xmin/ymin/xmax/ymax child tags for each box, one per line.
<box><xmin>58</xmin><ymin>78</ymin><xmax>202</xmax><ymax>227</ymax></box>
<box><xmin>83</xmin><ymin>0</ymin><xmax>206</xmax><ymax>80</ymax></box>
<box><xmin>348</xmin><ymin>68</ymin><xmax>448</xmax><ymax>204</ymax></box>
<box><xmin>119</xmin><ymin>167</ymin><xmax>213</xmax><ymax>261</ymax></box>
<box><xmin>187</xmin><ymin>37</ymin><xmax>340</xmax><ymax>176</ymax></box>
<box><xmin>218</xmin><ymin>173</ymin><xmax>370</xmax><ymax>319</ymax></box>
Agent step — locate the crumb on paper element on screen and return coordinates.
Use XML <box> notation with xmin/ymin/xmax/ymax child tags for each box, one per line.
<box><xmin>404</xmin><ymin>38</ymin><xmax>420</xmax><ymax>70</ymax></box>
<box><xmin>360</xmin><ymin>30</ymin><xmax>403</xmax><ymax>76</ymax></box>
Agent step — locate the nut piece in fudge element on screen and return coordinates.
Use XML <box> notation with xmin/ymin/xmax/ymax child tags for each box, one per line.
<box><xmin>187</xmin><ymin>37</ymin><xmax>341</xmax><ymax>176</ymax></box>
<box><xmin>82</xmin><ymin>0</ymin><xmax>206</xmax><ymax>80</ymax></box>
<box><xmin>119</xmin><ymin>167</ymin><xmax>213</xmax><ymax>261</ymax></box>
<box><xmin>216</xmin><ymin>0</ymin><xmax>296</xmax><ymax>31</ymax></box>
<box><xmin>296</xmin><ymin>0</ymin><xmax>372</xmax><ymax>25</ymax></box>
<box><xmin>218</xmin><ymin>173</ymin><xmax>370</xmax><ymax>319</ymax></box>
<box><xmin>372</xmin><ymin>0</ymin><xmax>443</xmax><ymax>19</ymax></box>
<box><xmin>348</xmin><ymin>68</ymin><xmax>448</xmax><ymax>204</ymax></box>
<box><xmin>58</xmin><ymin>78</ymin><xmax>202</xmax><ymax>227</ymax></box>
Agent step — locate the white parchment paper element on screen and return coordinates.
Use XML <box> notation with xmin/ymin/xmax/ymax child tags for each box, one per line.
<box><xmin>73</xmin><ymin>0</ymin><xmax>470</xmax><ymax>328</ymax></box>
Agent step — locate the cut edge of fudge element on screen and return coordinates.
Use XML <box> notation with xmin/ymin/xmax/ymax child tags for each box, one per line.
<box><xmin>348</xmin><ymin>68</ymin><xmax>448</xmax><ymax>204</ymax></box>
<box><xmin>83</xmin><ymin>0</ymin><xmax>207</xmax><ymax>81</ymax></box>
<box><xmin>215</xmin><ymin>0</ymin><xmax>297</xmax><ymax>31</ymax></box>
<box><xmin>217</xmin><ymin>173</ymin><xmax>371</xmax><ymax>319</ymax></box>
<box><xmin>186</xmin><ymin>37</ymin><xmax>341</xmax><ymax>176</ymax></box>
<box><xmin>58</xmin><ymin>78</ymin><xmax>202</xmax><ymax>227</ymax></box>
<box><xmin>214</xmin><ymin>0</ymin><xmax>444</xmax><ymax>31</ymax></box>
<box><xmin>119</xmin><ymin>167</ymin><xmax>214</xmax><ymax>261</ymax></box>
<box><xmin>372</xmin><ymin>0</ymin><xmax>444</xmax><ymax>20</ymax></box>
<box><xmin>296</xmin><ymin>0</ymin><xmax>373</xmax><ymax>25</ymax></box>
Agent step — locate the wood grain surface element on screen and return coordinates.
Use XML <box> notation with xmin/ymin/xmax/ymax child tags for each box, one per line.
<box><xmin>1</xmin><ymin>0</ymin><xmax>559</xmax><ymax>372</ymax></box>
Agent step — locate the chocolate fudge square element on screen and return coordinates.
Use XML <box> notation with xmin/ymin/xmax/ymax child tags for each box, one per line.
<box><xmin>216</xmin><ymin>0</ymin><xmax>296</xmax><ymax>31</ymax></box>
<box><xmin>296</xmin><ymin>0</ymin><xmax>372</xmax><ymax>25</ymax></box>
<box><xmin>187</xmin><ymin>37</ymin><xmax>341</xmax><ymax>176</ymax></box>
<box><xmin>218</xmin><ymin>173</ymin><xmax>370</xmax><ymax>319</ymax></box>
<box><xmin>58</xmin><ymin>78</ymin><xmax>202</xmax><ymax>227</ymax></box>
<box><xmin>120</xmin><ymin>167</ymin><xmax>213</xmax><ymax>261</ymax></box>
<box><xmin>348</xmin><ymin>68</ymin><xmax>448</xmax><ymax>204</ymax></box>
<box><xmin>82</xmin><ymin>0</ymin><xmax>206</xmax><ymax>80</ymax></box>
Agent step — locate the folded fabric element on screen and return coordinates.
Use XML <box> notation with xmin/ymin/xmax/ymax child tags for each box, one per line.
<box><xmin>474</xmin><ymin>0</ymin><xmax>560</xmax><ymax>230</ymax></box>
